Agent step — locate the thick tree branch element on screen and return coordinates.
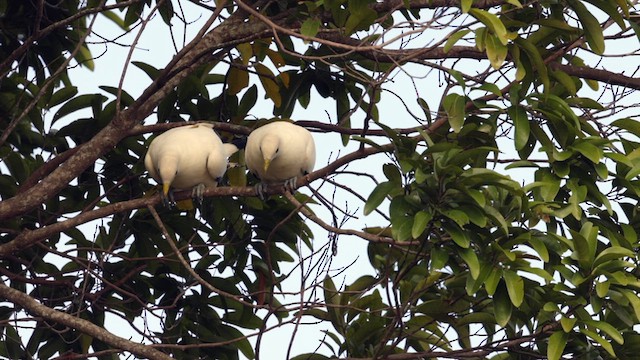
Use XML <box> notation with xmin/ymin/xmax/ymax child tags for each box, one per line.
<box><xmin>372</xmin><ymin>0</ymin><xmax>510</xmax><ymax>11</ymax></box>
<box><xmin>0</xmin><ymin>283</ymin><xmax>173</xmax><ymax>360</ymax></box>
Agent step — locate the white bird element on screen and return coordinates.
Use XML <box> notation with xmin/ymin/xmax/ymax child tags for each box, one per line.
<box><xmin>144</xmin><ymin>123</ymin><xmax>238</xmax><ymax>206</ymax></box>
<box><xmin>245</xmin><ymin>121</ymin><xmax>315</xmax><ymax>197</ymax></box>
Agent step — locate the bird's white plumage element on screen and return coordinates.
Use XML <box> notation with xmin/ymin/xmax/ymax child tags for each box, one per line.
<box><xmin>144</xmin><ymin>123</ymin><xmax>238</xmax><ymax>195</ymax></box>
<box><xmin>245</xmin><ymin>121</ymin><xmax>316</xmax><ymax>184</ymax></box>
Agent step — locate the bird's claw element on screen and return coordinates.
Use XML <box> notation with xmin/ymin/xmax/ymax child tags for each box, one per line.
<box><xmin>161</xmin><ymin>190</ymin><xmax>176</xmax><ymax>208</ymax></box>
<box><xmin>191</xmin><ymin>184</ymin><xmax>206</xmax><ymax>206</ymax></box>
<box><xmin>283</xmin><ymin>177</ymin><xmax>298</xmax><ymax>193</ymax></box>
<box><xmin>255</xmin><ymin>182</ymin><xmax>268</xmax><ymax>201</ymax></box>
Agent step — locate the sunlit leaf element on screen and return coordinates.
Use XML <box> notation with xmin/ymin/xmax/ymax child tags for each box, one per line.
<box><xmin>548</xmin><ymin>331</ymin><xmax>568</xmax><ymax>360</ymax></box>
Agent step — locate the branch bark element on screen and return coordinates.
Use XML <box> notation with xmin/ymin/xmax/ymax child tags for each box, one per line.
<box><xmin>0</xmin><ymin>283</ymin><xmax>173</xmax><ymax>360</ymax></box>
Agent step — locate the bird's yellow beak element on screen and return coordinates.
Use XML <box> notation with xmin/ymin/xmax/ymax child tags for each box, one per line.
<box><xmin>263</xmin><ymin>158</ymin><xmax>271</xmax><ymax>172</ymax></box>
<box><xmin>162</xmin><ymin>183</ymin><xmax>171</xmax><ymax>196</ymax></box>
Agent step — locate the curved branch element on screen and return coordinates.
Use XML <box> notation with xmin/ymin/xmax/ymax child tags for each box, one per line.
<box><xmin>0</xmin><ymin>283</ymin><xmax>173</xmax><ymax>360</ymax></box>
<box><xmin>551</xmin><ymin>63</ymin><xmax>640</xmax><ymax>90</ymax></box>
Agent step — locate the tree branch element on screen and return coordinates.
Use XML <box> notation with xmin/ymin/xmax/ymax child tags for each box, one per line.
<box><xmin>0</xmin><ymin>283</ymin><xmax>173</xmax><ymax>360</ymax></box>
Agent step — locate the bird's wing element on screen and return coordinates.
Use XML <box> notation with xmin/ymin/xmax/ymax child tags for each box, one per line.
<box><xmin>144</xmin><ymin>145</ymin><xmax>160</xmax><ymax>182</ymax></box>
<box><xmin>303</xmin><ymin>134</ymin><xmax>316</xmax><ymax>174</ymax></box>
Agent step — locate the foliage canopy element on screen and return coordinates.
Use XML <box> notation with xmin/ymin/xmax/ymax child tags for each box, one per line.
<box><xmin>1</xmin><ymin>0</ymin><xmax>640</xmax><ymax>359</ymax></box>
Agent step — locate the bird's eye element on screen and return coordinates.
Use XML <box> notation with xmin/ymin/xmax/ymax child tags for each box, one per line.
<box><xmin>276</xmin><ymin>149</ymin><xmax>279</xmax><ymax>153</ymax></box>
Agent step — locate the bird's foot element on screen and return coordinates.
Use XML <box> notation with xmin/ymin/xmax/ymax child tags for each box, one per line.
<box><xmin>255</xmin><ymin>182</ymin><xmax>268</xmax><ymax>200</ymax></box>
<box><xmin>191</xmin><ymin>184</ymin><xmax>206</xmax><ymax>206</ymax></box>
<box><xmin>283</xmin><ymin>177</ymin><xmax>298</xmax><ymax>193</ymax></box>
<box><xmin>161</xmin><ymin>190</ymin><xmax>176</xmax><ymax>208</ymax></box>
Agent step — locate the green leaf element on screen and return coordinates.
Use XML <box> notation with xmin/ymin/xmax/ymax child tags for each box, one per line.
<box><xmin>238</xmin><ymin>84</ymin><xmax>258</xmax><ymax>117</ymax></box>
<box><xmin>485</xmin><ymin>33</ymin><xmax>508</xmax><ymax>69</ymax></box>
<box><xmin>290</xmin><ymin>355</ymin><xmax>330</xmax><ymax>360</ymax></box>
<box><xmin>442</xmin><ymin>209</ymin><xmax>470</xmax><ymax>227</ymax></box>
<box><xmin>364</xmin><ymin>181</ymin><xmax>394</xmax><ymax>215</ymax></box>
<box><xmin>48</xmin><ymin>86</ymin><xmax>78</xmax><ymax>109</ymax></box>
<box><xmin>301</xmin><ymin>17</ymin><xmax>321</xmax><ymax>39</ymax></box>
<box><xmin>529</xmin><ymin>236</ymin><xmax>550</xmax><ymax>262</ymax></box>
<box><xmin>515</xmin><ymin>37</ymin><xmax>549</xmax><ymax>91</ymax></box>
<box><xmin>612</xmin><ymin>118</ymin><xmax>640</xmax><ymax>137</ymax></box>
<box><xmin>570</xmin><ymin>140</ymin><xmax>603</xmax><ymax>164</ymax></box>
<box><xmin>461</xmin><ymin>0</ymin><xmax>473</xmax><ymax>13</ymax></box>
<box><xmin>99</xmin><ymin>86</ymin><xmax>135</xmax><ymax>106</ymax></box>
<box><xmin>551</xmin><ymin>70</ymin><xmax>577</xmax><ymax>95</ymax></box>
<box><xmin>445</xmin><ymin>223</ymin><xmax>471</xmax><ymax>248</ymax></box>
<box><xmin>493</xmin><ymin>284</ymin><xmax>512</xmax><ymax>327</ymax></box>
<box><xmin>593</xmin><ymin>246</ymin><xmax>635</xmax><ymax>269</ymax></box>
<box><xmin>584</xmin><ymin>320</ymin><xmax>624</xmax><ymax>344</ymax></box>
<box><xmin>227</xmin><ymin>65</ymin><xmax>249</xmax><ymax>95</ymax></box>
<box><xmin>560</xmin><ymin>316</ymin><xmax>577</xmax><ymax>332</ymax></box>
<box><xmin>132</xmin><ymin>61</ymin><xmax>160</xmax><ymax>80</ymax></box>
<box><xmin>459</xmin><ymin>247</ymin><xmax>480</xmax><ymax>279</ymax></box>
<box><xmin>443</xmin><ymin>93</ymin><xmax>466</xmax><ymax>133</ymax></box>
<box><xmin>580</xmin><ymin>328</ymin><xmax>616</xmax><ymax>357</ymax></box>
<box><xmin>444</xmin><ymin>29</ymin><xmax>471</xmax><ymax>52</ymax></box>
<box><xmin>508</xmin><ymin>105</ymin><xmax>530</xmax><ymax>151</ymax></box>
<box><xmin>469</xmin><ymin>8</ymin><xmax>509</xmax><ymax>45</ymax></box>
<box><xmin>324</xmin><ymin>276</ymin><xmax>344</xmax><ymax>334</ymax></box>
<box><xmin>101</xmin><ymin>9</ymin><xmax>129</xmax><ymax>30</ymax></box>
<box><xmin>620</xmin><ymin>289</ymin><xmax>640</xmax><ymax>321</ymax></box>
<box><xmin>503</xmin><ymin>270</ymin><xmax>524</xmax><ymax>307</ymax></box>
<box><xmin>255</xmin><ymin>63</ymin><xmax>282</xmax><ymax>107</ymax></box>
<box><xmin>412</xmin><ymin>210</ymin><xmax>432</xmax><ymax>239</ymax></box>
<box><xmin>345</xmin><ymin>0</ymin><xmax>377</xmax><ymax>35</ymax></box>
<box><xmin>74</xmin><ymin>45</ymin><xmax>95</xmax><ymax>70</ymax></box>
<box><xmin>569</xmin><ymin>0</ymin><xmax>605</xmax><ymax>54</ymax></box>
<box><xmin>53</xmin><ymin>94</ymin><xmax>107</xmax><ymax>122</ymax></box>
<box><xmin>548</xmin><ymin>331</ymin><xmax>569</xmax><ymax>360</ymax></box>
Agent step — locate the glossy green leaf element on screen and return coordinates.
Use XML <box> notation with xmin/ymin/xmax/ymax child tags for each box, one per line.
<box><xmin>227</xmin><ymin>65</ymin><xmax>249</xmax><ymax>95</ymax></box>
<box><xmin>255</xmin><ymin>63</ymin><xmax>282</xmax><ymax>107</ymax></box>
<box><xmin>444</xmin><ymin>29</ymin><xmax>471</xmax><ymax>52</ymax></box>
<box><xmin>52</xmin><ymin>94</ymin><xmax>107</xmax><ymax>122</ymax></box>
<box><xmin>48</xmin><ymin>86</ymin><xmax>78</xmax><ymax>109</ymax></box>
<box><xmin>515</xmin><ymin>37</ymin><xmax>549</xmax><ymax>91</ymax></box>
<box><xmin>412</xmin><ymin>210</ymin><xmax>432</xmax><ymax>239</ymax></box>
<box><xmin>593</xmin><ymin>246</ymin><xmax>635</xmax><ymax>269</ymax></box>
<box><xmin>364</xmin><ymin>181</ymin><xmax>394</xmax><ymax>215</ymax></box>
<box><xmin>445</xmin><ymin>223</ymin><xmax>471</xmax><ymax>248</ymax></box>
<box><xmin>570</xmin><ymin>140</ymin><xmax>603</xmax><ymax>164</ymax></box>
<box><xmin>301</xmin><ymin>17</ymin><xmax>321</xmax><ymax>39</ymax></box>
<box><xmin>443</xmin><ymin>93</ymin><xmax>466</xmax><ymax>133</ymax></box>
<box><xmin>324</xmin><ymin>276</ymin><xmax>344</xmax><ymax>334</ymax></box>
<box><xmin>548</xmin><ymin>331</ymin><xmax>568</xmax><ymax>360</ymax></box>
<box><xmin>580</xmin><ymin>328</ymin><xmax>616</xmax><ymax>357</ymax></box>
<box><xmin>459</xmin><ymin>247</ymin><xmax>480</xmax><ymax>279</ymax></box>
<box><xmin>493</xmin><ymin>284</ymin><xmax>512</xmax><ymax>327</ymax></box>
<box><xmin>461</xmin><ymin>0</ymin><xmax>473</xmax><ymax>13</ymax></box>
<box><xmin>503</xmin><ymin>270</ymin><xmax>524</xmax><ymax>307</ymax></box>
<box><xmin>560</xmin><ymin>316</ymin><xmax>576</xmax><ymax>332</ymax></box>
<box><xmin>569</xmin><ymin>0</ymin><xmax>605</xmax><ymax>54</ymax></box>
<box><xmin>132</xmin><ymin>61</ymin><xmax>160</xmax><ymax>80</ymax></box>
<box><xmin>469</xmin><ymin>8</ymin><xmax>509</xmax><ymax>45</ymax></box>
<box><xmin>508</xmin><ymin>105</ymin><xmax>530</xmax><ymax>151</ymax></box>
<box><xmin>345</xmin><ymin>0</ymin><xmax>377</xmax><ymax>35</ymax></box>
<box><xmin>485</xmin><ymin>33</ymin><xmax>508</xmax><ymax>69</ymax></box>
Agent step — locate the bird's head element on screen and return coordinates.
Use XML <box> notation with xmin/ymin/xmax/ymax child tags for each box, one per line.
<box><xmin>260</xmin><ymin>134</ymin><xmax>280</xmax><ymax>172</ymax></box>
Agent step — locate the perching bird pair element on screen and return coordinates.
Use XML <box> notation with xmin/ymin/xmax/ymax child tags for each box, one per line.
<box><xmin>144</xmin><ymin>121</ymin><xmax>315</xmax><ymax>206</ymax></box>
